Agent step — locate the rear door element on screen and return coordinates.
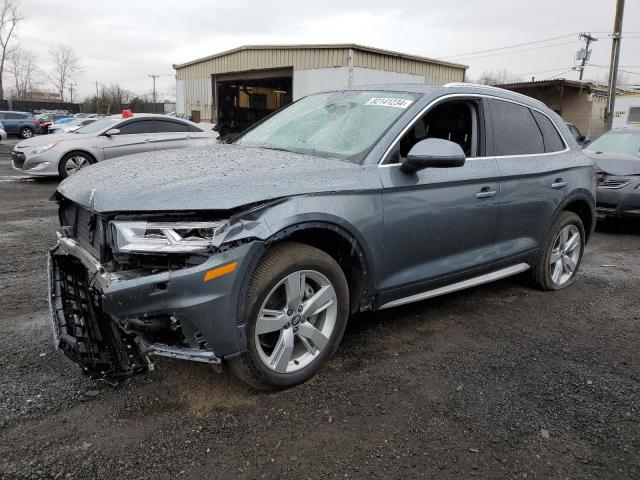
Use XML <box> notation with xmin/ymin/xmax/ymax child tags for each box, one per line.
<box><xmin>488</xmin><ymin>98</ymin><xmax>572</xmax><ymax>261</ymax></box>
<box><xmin>153</xmin><ymin>119</ymin><xmax>207</xmax><ymax>151</ymax></box>
<box><xmin>4</xmin><ymin>112</ymin><xmax>23</xmax><ymax>133</ymax></box>
<box><xmin>101</xmin><ymin>118</ymin><xmax>156</xmax><ymax>160</ymax></box>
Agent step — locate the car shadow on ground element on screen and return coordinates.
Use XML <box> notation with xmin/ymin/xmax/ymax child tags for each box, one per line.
<box><xmin>595</xmin><ymin>218</ymin><xmax>640</xmax><ymax>235</ymax></box>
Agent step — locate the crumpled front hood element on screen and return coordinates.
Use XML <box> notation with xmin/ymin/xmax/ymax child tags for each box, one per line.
<box><xmin>585</xmin><ymin>151</ymin><xmax>640</xmax><ymax>176</ymax></box>
<box><xmin>56</xmin><ymin>144</ymin><xmax>380</xmax><ymax>212</ymax></box>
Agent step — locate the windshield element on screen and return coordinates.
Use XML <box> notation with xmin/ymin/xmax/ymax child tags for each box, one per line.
<box><xmin>585</xmin><ymin>131</ymin><xmax>640</xmax><ymax>157</ymax></box>
<box><xmin>73</xmin><ymin>117</ymin><xmax>120</xmax><ymax>134</ymax></box>
<box><xmin>235</xmin><ymin>90</ymin><xmax>420</xmax><ymax>163</ymax></box>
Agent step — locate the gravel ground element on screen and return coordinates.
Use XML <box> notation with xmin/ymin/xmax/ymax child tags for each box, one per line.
<box><xmin>0</xmin><ymin>138</ymin><xmax>638</xmax><ymax>480</ymax></box>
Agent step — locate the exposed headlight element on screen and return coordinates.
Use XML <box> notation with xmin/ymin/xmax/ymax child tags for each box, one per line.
<box><xmin>111</xmin><ymin>220</ymin><xmax>230</xmax><ymax>253</ymax></box>
<box><xmin>29</xmin><ymin>140</ymin><xmax>60</xmax><ymax>156</ymax></box>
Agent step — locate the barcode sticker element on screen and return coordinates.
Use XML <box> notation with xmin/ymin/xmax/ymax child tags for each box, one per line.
<box><xmin>365</xmin><ymin>98</ymin><xmax>413</xmax><ymax>109</ymax></box>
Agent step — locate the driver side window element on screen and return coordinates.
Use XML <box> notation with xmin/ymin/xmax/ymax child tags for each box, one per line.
<box><xmin>388</xmin><ymin>99</ymin><xmax>481</xmax><ymax>164</ymax></box>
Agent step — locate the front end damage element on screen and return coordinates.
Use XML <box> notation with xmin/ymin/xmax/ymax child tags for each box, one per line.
<box><xmin>47</xmin><ymin>200</ymin><xmax>268</xmax><ymax>383</ymax></box>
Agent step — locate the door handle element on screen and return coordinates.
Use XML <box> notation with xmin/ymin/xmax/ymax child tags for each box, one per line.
<box><xmin>551</xmin><ymin>178</ymin><xmax>568</xmax><ymax>188</ymax></box>
<box><xmin>144</xmin><ymin>137</ymin><xmax>153</xmax><ymax>143</ymax></box>
<box><xmin>476</xmin><ymin>187</ymin><xmax>497</xmax><ymax>199</ymax></box>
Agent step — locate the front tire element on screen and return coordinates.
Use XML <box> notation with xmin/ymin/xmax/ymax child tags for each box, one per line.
<box><xmin>19</xmin><ymin>126</ymin><xmax>34</xmax><ymax>139</ymax></box>
<box><xmin>532</xmin><ymin>211</ymin><xmax>585</xmax><ymax>290</ymax></box>
<box><xmin>227</xmin><ymin>242</ymin><xmax>349</xmax><ymax>391</ymax></box>
<box><xmin>58</xmin><ymin>152</ymin><xmax>95</xmax><ymax>179</ymax></box>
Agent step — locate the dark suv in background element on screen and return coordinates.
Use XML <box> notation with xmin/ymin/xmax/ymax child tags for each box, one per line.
<box><xmin>0</xmin><ymin>111</ymin><xmax>40</xmax><ymax>138</ymax></box>
<box><xmin>48</xmin><ymin>83</ymin><xmax>596</xmax><ymax>390</ymax></box>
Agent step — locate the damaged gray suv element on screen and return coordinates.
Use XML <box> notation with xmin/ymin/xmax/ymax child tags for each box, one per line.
<box><xmin>49</xmin><ymin>84</ymin><xmax>596</xmax><ymax>390</ymax></box>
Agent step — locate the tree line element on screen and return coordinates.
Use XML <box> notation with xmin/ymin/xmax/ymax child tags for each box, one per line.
<box><xmin>0</xmin><ymin>0</ymin><xmax>171</xmax><ymax>114</ymax></box>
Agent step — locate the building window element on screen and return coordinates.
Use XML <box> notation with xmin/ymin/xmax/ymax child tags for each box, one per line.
<box><xmin>628</xmin><ymin>106</ymin><xmax>640</xmax><ymax>124</ymax></box>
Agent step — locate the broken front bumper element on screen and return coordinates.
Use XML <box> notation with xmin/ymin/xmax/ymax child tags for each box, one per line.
<box><xmin>48</xmin><ymin>235</ymin><xmax>264</xmax><ymax>380</ymax></box>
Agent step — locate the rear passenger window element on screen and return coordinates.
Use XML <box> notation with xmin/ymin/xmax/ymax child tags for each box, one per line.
<box><xmin>155</xmin><ymin>120</ymin><xmax>189</xmax><ymax>133</ymax></box>
<box><xmin>489</xmin><ymin>99</ymin><xmax>544</xmax><ymax>156</ymax></box>
<box><xmin>118</xmin><ymin>120</ymin><xmax>154</xmax><ymax>134</ymax></box>
<box><xmin>532</xmin><ymin>111</ymin><xmax>565</xmax><ymax>152</ymax></box>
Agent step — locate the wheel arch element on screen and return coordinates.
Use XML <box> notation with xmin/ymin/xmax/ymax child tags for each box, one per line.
<box><xmin>61</xmin><ymin>149</ymin><xmax>97</xmax><ymax>163</ymax></box>
<box><xmin>263</xmin><ymin>220</ymin><xmax>375</xmax><ymax>314</ymax></box>
<box><xmin>556</xmin><ymin>192</ymin><xmax>596</xmax><ymax>241</ymax></box>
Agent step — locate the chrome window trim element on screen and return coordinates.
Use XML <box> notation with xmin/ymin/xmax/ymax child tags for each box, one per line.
<box><xmin>378</xmin><ymin>93</ymin><xmax>570</xmax><ymax>167</ymax></box>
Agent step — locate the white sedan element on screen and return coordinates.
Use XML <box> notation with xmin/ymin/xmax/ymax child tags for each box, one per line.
<box><xmin>11</xmin><ymin>113</ymin><xmax>219</xmax><ymax>178</ymax></box>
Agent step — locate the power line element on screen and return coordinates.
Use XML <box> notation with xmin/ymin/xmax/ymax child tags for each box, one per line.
<box><xmin>439</xmin><ymin>33</ymin><xmax>577</xmax><ymax>59</ymax></box>
<box><xmin>541</xmin><ymin>68</ymin><xmax>577</xmax><ymax>80</ymax></box>
<box><xmin>452</xmin><ymin>40</ymin><xmax>578</xmax><ymax>62</ymax></box>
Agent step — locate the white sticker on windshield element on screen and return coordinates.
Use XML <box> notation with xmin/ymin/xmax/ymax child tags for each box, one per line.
<box><xmin>365</xmin><ymin>98</ymin><xmax>413</xmax><ymax>109</ymax></box>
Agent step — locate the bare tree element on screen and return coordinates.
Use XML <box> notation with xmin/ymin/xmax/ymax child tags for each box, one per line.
<box><xmin>476</xmin><ymin>69</ymin><xmax>521</xmax><ymax>86</ymax></box>
<box><xmin>0</xmin><ymin>0</ymin><xmax>24</xmax><ymax>99</ymax></box>
<box><xmin>48</xmin><ymin>44</ymin><xmax>83</xmax><ymax>102</ymax></box>
<box><xmin>7</xmin><ymin>47</ymin><xmax>42</xmax><ymax>99</ymax></box>
<box><xmin>96</xmin><ymin>83</ymin><xmax>131</xmax><ymax>114</ymax></box>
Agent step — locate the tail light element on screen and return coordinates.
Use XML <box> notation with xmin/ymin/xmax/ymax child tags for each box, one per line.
<box><xmin>592</xmin><ymin>166</ymin><xmax>599</xmax><ymax>187</ymax></box>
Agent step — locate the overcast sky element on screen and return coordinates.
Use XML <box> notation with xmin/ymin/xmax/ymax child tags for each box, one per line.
<box><xmin>13</xmin><ymin>0</ymin><xmax>640</xmax><ymax>100</ymax></box>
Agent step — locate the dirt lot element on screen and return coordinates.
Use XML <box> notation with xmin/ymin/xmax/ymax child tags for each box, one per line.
<box><xmin>0</xmin><ymin>138</ymin><xmax>638</xmax><ymax>480</ymax></box>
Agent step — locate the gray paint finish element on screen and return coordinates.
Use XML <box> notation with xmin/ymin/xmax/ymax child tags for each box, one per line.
<box><xmin>50</xmin><ymin>83</ymin><xmax>597</xmax><ymax>373</ymax></box>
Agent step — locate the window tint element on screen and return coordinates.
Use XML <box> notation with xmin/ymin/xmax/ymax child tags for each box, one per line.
<box><xmin>629</xmin><ymin>107</ymin><xmax>640</xmax><ymax>124</ymax></box>
<box><xmin>155</xmin><ymin>120</ymin><xmax>189</xmax><ymax>133</ymax></box>
<box><xmin>188</xmin><ymin>124</ymin><xmax>204</xmax><ymax>132</ymax></box>
<box><xmin>489</xmin><ymin>99</ymin><xmax>544</xmax><ymax>156</ymax></box>
<box><xmin>7</xmin><ymin>112</ymin><xmax>26</xmax><ymax>120</ymax></box>
<box><xmin>118</xmin><ymin>120</ymin><xmax>155</xmax><ymax>135</ymax></box>
<box><xmin>532</xmin><ymin>111</ymin><xmax>565</xmax><ymax>152</ymax></box>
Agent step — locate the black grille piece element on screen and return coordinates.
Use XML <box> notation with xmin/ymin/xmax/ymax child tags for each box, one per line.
<box><xmin>50</xmin><ymin>254</ymin><xmax>144</xmax><ymax>381</ymax></box>
<box><xmin>11</xmin><ymin>152</ymin><xmax>26</xmax><ymax>169</ymax></box>
<box><xmin>59</xmin><ymin>202</ymin><xmax>103</xmax><ymax>260</ymax></box>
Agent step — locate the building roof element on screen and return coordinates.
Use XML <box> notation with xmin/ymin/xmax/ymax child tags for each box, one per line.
<box><xmin>173</xmin><ymin>43</ymin><xmax>467</xmax><ymax>70</ymax></box>
<box><xmin>495</xmin><ymin>78</ymin><xmax>608</xmax><ymax>94</ymax></box>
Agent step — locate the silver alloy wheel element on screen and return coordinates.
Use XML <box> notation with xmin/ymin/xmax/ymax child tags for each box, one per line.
<box><xmin>254</xmin><ymin>269</ymin><xmax>337</xmax><ymax>374</ymax></box>
<box><xmin>22</xmin><ymin>128</ymin><xmax>33</xmax><ymax>138</ymax></box>
<box><xmin>550</xmin><ymin>224</ymin><xmax>581</xmax><ymax>286</ymax></box>
<box><xmin>64</xmin><ymin>156</ymin><xmax>90</xmax><ymax>176</ymax></box>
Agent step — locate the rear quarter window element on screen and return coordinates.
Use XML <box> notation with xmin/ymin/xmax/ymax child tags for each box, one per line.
<box><xmin>489</xmin><ymin>99</ymin><xmax>545</xmax><ymax>156</ymax></box>
<box><xmin>532</xmin><ymin>111</ymin><xmax>566</xmax><ymax>152</ymax></box>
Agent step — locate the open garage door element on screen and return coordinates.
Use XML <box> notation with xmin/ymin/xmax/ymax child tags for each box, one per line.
<box><xmin>214</xmin><ymin>68</ymin><xmax>293</xmax><ymax>140</ymax></box>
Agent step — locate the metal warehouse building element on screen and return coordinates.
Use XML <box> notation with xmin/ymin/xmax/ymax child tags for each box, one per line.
<box><xmin>173</xmin><ymin>44</ymin><xmax>467</xmax><ymax>135</ymax></box>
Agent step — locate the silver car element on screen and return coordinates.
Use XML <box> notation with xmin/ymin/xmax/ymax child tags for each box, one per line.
<box><xmin>12</xmin><ymin>113</ymin><xmax>219</xmax><ymax>178</ymax></box>
<box><xmin>48</xmin><ymin>118</ymin><xmax>98</xmax><ymax>135</ymax></box>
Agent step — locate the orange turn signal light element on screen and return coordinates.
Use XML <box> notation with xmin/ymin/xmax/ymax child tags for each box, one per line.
<box><xmin>203</xmin><ymin>262</ymin><xmax>237</xmax><ymax>282</ymax></box>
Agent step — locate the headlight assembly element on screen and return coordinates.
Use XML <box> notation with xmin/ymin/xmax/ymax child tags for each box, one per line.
<box><xmin>29</xmin><ymin>140</ymin><xmax>60</xmax><ymax>156</ymax></box>
<box><xmin>111</xmin><ymin>220</ymin><xmax>230</xmax><ymax>253</ymax></box>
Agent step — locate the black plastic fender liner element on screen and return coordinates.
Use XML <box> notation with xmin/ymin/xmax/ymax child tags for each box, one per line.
<box><xmin>48</xmin><ymin>250</ymin><xmax>145</xmax><ymax>382</ymax></box>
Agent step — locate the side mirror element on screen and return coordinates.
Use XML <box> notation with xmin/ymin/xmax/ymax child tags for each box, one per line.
<box><xmin>400</xmin><ymin>138</ymin><xmax>466</xmax><ymax>174</ymax></box>
<box><xmin>105</xmin><ymin>128</ymin><xmax>121</xmax><ymax>136</ymax></box>
<box><xmin>212</xmin><ymin>123</ymin><xmax>220</xmax><ymax>132</ymax></box>
<box><xmin>577</xmin><ymin>134</ymin><xmax>586</xmax><ymax>142</ymax></box>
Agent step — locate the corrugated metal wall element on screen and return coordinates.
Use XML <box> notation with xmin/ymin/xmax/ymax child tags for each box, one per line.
<box><xmin>353</xmin><ymin>50</ymin><xmax>464</xmax><ymax>85</ymax></box>
<box><xmin>175</xmin><ymin>46</ymin><xmax>466</xmax><ymax>118</ymax></box>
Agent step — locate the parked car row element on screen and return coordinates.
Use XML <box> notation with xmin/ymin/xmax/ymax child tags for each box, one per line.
<box><xmin>11</xmin><ymin>112</ymin><xmax>218</xmax><ymax>178</ymax></box>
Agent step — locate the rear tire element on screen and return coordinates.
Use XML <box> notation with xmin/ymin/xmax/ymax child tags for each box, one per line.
<box><xmin>58</xmin><ymin>152</ymin><xmax>95</xmax><ymax>179</ymax></box>
<box><xmin>19</xmin><ymin>127</ymin><xmax>33</xmax><ymax>139</ymax></box>
<box><xmin>227</xmin><ymin>242</ymin><xmax>349</xmax><ymax>391</ymax></box>
<box><xmin>532</xmin><ymin>211</ymin><xmax>585</xmax><ymax>291</ymax></box>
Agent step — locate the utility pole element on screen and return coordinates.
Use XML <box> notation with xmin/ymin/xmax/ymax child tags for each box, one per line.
<box><xmin>605</xmin><ymin>0</ymin><xmax>625</xmax><ymax>130</ymax></box>
<box><xmin>94</xmin><ymin>81</ymin><xmax>100</xmax><ymax>114</ymax></box>
<box><xmin>149</xmin><ymin>74</ymin><xmax>160</xmax><ymax>113</ymax></box>
<box><xmin>577</xmin><ymin>33</ymin><xmax>597</xmax><ymax>80</ymax></box>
